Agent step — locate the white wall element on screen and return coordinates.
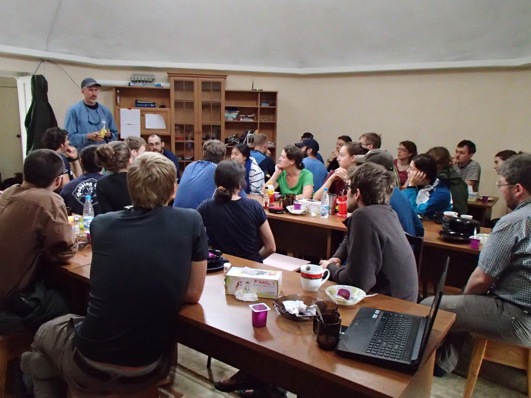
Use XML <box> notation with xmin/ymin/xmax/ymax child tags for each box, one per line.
<box><xmin>0</xmin><ymin>55</ymin><xmax>529</xmax><ymax>216</ymax></box>
<box><xmin>0</xmin><ymin>77</ymin><xmax>22</xmax><ymax>179</ymax></box>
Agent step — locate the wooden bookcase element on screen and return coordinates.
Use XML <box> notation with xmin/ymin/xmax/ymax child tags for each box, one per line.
<box><xmin>224</xmin><ymin>90</ymin><xmax>277</xmax><ymax>159</ymax></box>
<box><xmin>111</xmin><ymin>81</ymin><xmax>278</xmax><ymax>173</ymax></box>
<box><xmin>168</xmin><ymin>73</ymin><xmax>226</xmax><ymax>170</ymax></box>
<box><xmin>112</xmin><ymin>86</ymin><xmax>171</xmax><ymax>147</ymax></box>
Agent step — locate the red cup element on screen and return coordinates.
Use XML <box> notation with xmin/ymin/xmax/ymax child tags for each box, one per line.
<box><xmin>337</xmin><ymin>196</ymin><xmax>348</xmax><ymax>217</ymax></box>
<box><xmin>481</xmin><ymin>195</ymin><xmax>489</xmax><ymax>203</ymax></box>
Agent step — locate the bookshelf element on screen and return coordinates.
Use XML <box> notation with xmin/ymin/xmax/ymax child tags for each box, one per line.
<box><xmin>224</xmin><ymin>90</ymin><xmax>278</xmax><ymax>159</ymax></box>
<box><xmin>112</xmin><ymin>86</ymin><xmax>172</xmax><ymax>151</ymax></box>
<box><xmin>168</xmin><ymin>73</ymin><xmax>226</xmax><ymax>169</ymax></box>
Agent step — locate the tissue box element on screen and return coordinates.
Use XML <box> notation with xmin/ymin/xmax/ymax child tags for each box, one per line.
<box><xmin>225</xmin><ymin>267</ymin><xmax>282</xmax><ymax>299</ymax></box>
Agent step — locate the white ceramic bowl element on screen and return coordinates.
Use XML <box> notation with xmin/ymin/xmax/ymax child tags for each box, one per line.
<box><xmin>286</xmin><ymin>205</ymin><xmax>306</xmax><ymax>215</ymax></box>
<box><xmin>325</xmin><ymin>285</ymin><xmax>367</xmax><ymax>306</ymax></box>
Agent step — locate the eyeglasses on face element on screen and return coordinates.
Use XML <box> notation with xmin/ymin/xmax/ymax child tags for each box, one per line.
<box><xmin>496</xmin><ymin>181</ymin><xmax>513</xmax><ymax>188</ymax></box>
<box><xmin>397</xmin><ymin>147</ymin><xmax>408</xmax><ymax>152</ymax></box>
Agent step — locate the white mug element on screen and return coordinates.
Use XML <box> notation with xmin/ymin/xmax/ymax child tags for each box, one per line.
<box><xmin>300</xmin><ymin>264</ymin><xmax>330</xmax><ymax>292</ymax></box>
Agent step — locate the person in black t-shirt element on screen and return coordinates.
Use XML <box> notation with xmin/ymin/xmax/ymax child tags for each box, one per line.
<box><xmin>22</xmin><ymin>152</ymin><xmax>208</xmax><ymax>397</ymax></box>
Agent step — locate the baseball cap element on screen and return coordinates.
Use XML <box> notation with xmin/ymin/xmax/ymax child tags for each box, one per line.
<box><xmin>81</xmin><ymin>78</ymin><xmax>101</xmax><ymax>89</ymax></box>
<box><xmin>295</xmin><ymin>138</ymin><xmax>319</xmax><ymax>154</ymax></box>
<box><xmin>355</xmin><ymin>149</ymin><xmax>394</xmax><ymax>171</ymax></box>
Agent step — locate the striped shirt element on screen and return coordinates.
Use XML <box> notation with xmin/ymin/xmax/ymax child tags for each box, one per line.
<box><xmin>454</xmin><ymin>159</ymin><xmax>481</xmax><ymax>192</ymax></box>
<box><xmin>479</xmin><ymin>198</ymin><xmax>531</xmax><ymax>312</ymax></box>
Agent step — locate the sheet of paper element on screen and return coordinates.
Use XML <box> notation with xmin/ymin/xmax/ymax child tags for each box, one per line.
<box><xmin>120</xmin><ymin>108</ymin><xmax>141</xmax><ymax>138</ymax></box>
<box><xmin>263</xmin><ymin>253</ymin><xmax>310</xmax><ymax>272</ymax></box>
<box><xmin>145</xmin><ymin>113</ymin><xmax>167</xmax><ymax>129</ymax></box>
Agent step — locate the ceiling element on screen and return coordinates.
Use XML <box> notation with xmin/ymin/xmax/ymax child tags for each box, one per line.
<box><xmin>1</xmin><ymin>0</ymin><xmax>530</xmax><ymax>74</ymax></box>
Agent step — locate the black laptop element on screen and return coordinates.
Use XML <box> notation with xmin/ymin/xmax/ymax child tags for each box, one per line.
<box><xmin>336</xmin><ymin>258</ymin><xmax>449</xmax><ymax>373</ymax></box>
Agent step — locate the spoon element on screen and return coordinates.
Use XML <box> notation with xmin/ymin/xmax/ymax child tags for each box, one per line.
<box><xmin>313</xmin><ymin>304</ymin><xmax>325</xmax><ymax>324</ymax></box>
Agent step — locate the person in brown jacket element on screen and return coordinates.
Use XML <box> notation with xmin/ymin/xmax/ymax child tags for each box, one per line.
<box><xmin>0</xmin><ymin>149</ymin><xmax>77</xmax><ymax>334</ymax></box>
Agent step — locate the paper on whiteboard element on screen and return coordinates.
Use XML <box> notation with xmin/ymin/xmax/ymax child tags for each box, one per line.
<box><xmin>120</xmin><ymin>108</ymin><xmax>140</xmax><ymax>138</ymax></box>
<box><xmin>145</xmin><ymin>113</ymin><xmax>167</xmax><ymax>130</ymax></box>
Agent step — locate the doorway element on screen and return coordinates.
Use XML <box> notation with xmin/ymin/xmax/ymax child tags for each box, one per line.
<box><xmin>0</xmin><ymin>77</ymin><xmax>23</xmax><ymax>182</ymax></box>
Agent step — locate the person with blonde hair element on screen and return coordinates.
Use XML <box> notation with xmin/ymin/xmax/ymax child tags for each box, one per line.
<box><xmin>96</xmin><ymin>141</ymin><xmax>132</xmax><ymax>213</ymax></box>
<box><xmin>22</xmin><ymin>152</ymin><xmax>209</xmax><ymax>397</ymax></box>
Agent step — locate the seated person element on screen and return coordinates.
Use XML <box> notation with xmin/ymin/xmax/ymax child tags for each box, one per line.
<box><xmin>231</xmin><ymin>143</ymin><xmax>265</xmax><ymax>194</ymax></box>
<box><xmin>394</xmin><ymin>140</ymin><xmax>417</xmax><ymax>188</ymax></box>
<box><xmin>60</xmin><ymin>145</ymin><xmax>104</xmax><ymax>215</ymax></box>
<box><xmin>314</xmin><ymin>142</ymin><xmax>366</xmax><ymax>200</ymax></box>
<box><xmin>264</xmin><ymin>145</ymin><xmax>313</xmax><ymax>200</ymax></box>
<box><xmin>21</xmin><ymin>152</ymin><xmax>209</xmax><ymax>397</ymax></box>
<box><xmin>422</xmin><ymin>153</ymin><xmax>531</xmax><ymax>376</ymax></box>
<box><xmin>402</xmin><ymin>154</ymin><xmax>451</xmax><ymax>219</ymax></box>
<box><xmin>325</xmin><ymin>135</ymin><xmax>352</xmax><ymax>172</ymax></box>
<box><xmin>320</xmin><ymin>150</ymin><xmax>424</xmax><ymax>268</ymax></box>
<box><xmin>493</xmin><ymin>149</ymin><xmax>517</xmax><ymax>174</ymax></box>
<box><xmin>250</xmin><ymin>133</ymin><xmax>276</xmax><ymax>179</ymax></box>
<box><xmin>322</xmin><ymin>163</ymin><xmax>418</xmax><ymax>302</ymax></box>
<box><xmin>427</xmin><ymin>146</ymin><xmax>468</xmax><ymax>215</ymax></box>
<box><xmin>147</xmin><ymin>134</ymin><xmax>179</xmax><ymax>176</ymax></box>
<box><xmin>359</xmin><ymin>132</ymin><xmax>381</xmax><ymax>151</ymax></box>
<box><xmin>41</xmin><ymin>127</ymin><xmax>83</xmax><ymax>188</ymax></box>
<box><xmin>300</xmin><ymin>132</ymin><xmax>324</xmax><ymax>163</ymax></box>
<box><xmin>453</xmin><ymin>139</ymin><xmax>481</xmax><ymax>192</ymax></box>
<box><xmin>124</xmin><ymin>136</ymin><xmax>147</xmax><ymax>160</ymax></box>
<box><xmin>198</xmin><ymin>160</ymin><xmax>275</xmax><ymax>263</ymax></box>
<box><xmin>174</xmin><ymin>139</ymin><xmax>232</xmax><ymax>209</ymax></box>
<box><xmin>95</xmin><ymin>141</ymin><xmax>132</xmax><ymax>213</ymax></box>
<box><xmin>296</xmin><ymin>138</ymin><xmax>328</xmax><ymax>190</ymax></box>
<box><xmin>0</xmin><ymin>149</ymin><xmax>77</xmax><ymax>334</ymax></box>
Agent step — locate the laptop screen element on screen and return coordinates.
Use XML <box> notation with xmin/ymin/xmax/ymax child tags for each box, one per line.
<box><xmin>419</xmin><ymin>257</ymin><xmax>449</xmax><ymax>349</ymax></box>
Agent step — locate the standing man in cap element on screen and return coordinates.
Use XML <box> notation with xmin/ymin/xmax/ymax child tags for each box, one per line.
<box><xmin>64</xmin><ymin>77</ymin><xmax>118</xmax><ymax>150</ymax></box>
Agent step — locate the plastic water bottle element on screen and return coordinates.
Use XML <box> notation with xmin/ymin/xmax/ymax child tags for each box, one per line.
<box><xmin>83</xmin><ymin>195</ymin><xmax>95</xmax><ymax>230</ymax></box>
<box><xmin>100</xmin><ymin>120</ymin><xmax>107</xmax><ymax>138</ymax></box>
<box><xmin>320</xmin><ymin>188</ymin><xmax>330</xmax><ymax>218</ymax></box>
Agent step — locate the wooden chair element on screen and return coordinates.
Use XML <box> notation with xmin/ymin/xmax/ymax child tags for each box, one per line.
<box><xmin>463</xmin><ymin>334</ymin><xmax>531</xmax><ymax>398</ymax></box>
<box><xmin>0</xmin><ymin>331</ymin><xmax>34</xmax><ymax>398</ymax></box>
<box><xmin>404</xmin><ymin>232</ymin><xmax>425</xmax><ymax>301</ymax></box>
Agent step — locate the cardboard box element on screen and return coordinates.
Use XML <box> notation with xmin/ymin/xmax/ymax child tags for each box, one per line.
<box><xmin>225</xmin><ymin>267</ymin><xmax>283</xmax><ymax>299</ymax></box>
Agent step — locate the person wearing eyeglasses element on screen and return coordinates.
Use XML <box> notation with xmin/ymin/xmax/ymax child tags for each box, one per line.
<box><xmin>64</xmin><ymin>78</ymin><xmax>118</xmax><ymax>151</ymax></box>
<box><xmin>422</xmin><ymin>152</ymin><xmax>531</xmax><ymax>377</ymax></box>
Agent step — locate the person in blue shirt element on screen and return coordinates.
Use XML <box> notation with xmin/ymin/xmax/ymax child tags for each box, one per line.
<box><xmin>296</xmin><ymin>138</ymin><xmax>328</xmax><ymax>191</ymax></box>
<box><xmin>402</xmin><ymin>154</ymin><xmax>451</xmax><ymax>219</ymax></box>
<box><xmin>250</xmin><ymin>133</ymin><xmax>275</xmax><ymax>179</ymax></box>
<box><xmin>64</xmin><ymin>78</ymin><xmax>118</xmax><ymax>151</ymax></box>
<box><xmin>173</xmin><ymin>140</ymin><xmax>225</xmax><ymax>209</ymax></box>
<box><xmin>300</xmin><ymin>132</ymin><xmax>324</xmax><ymax>163</ymax></box>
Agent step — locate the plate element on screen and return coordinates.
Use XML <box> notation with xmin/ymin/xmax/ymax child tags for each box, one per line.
<box><xmin>325</xmin><ymin>285</ymin><xmax>367</xmax><ymax>306</ymax></box>
<box><xmin>286</xmin><ymin>205</ymin><xmax>306</xmax><ymax>215</ymax></box>
<box><xmin>206</xmin><ymin>263</ymin><xmax>225</xmax><ymax>273</ymax></box>
<box><xmin>273</xmin><ymin>294</ymin><xmax>324</xmax><ymax>322</ymax></box>
<box><xmin>439</xmin><ymin>230</ymin><xmax>470</xmax><ymax>243</ymax></box>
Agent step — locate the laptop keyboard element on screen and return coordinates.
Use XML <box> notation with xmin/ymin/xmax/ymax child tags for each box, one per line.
<box><xmin>365</xmin><ymin>312</ymin><xmax>413</xmax><ymax>359</ymax></box>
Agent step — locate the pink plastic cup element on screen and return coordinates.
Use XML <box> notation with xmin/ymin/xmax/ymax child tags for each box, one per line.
<box><xmin>249</xmin><ymin>303</ymin><xmax>270</xmax><ymax>328</ymax></box>
<box><xmin>470</xmin><ymin>237</ymin><xmax>480</xmax><ymax>250</ymax></box>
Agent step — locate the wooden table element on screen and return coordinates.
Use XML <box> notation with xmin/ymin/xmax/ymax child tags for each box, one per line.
<box><xmin>60</xmin><ymin>252</ymin><xmax>455</xmax><ymax>398</ymax></box>
<box><xmin>467</xmin><ymin>196</ymin><xmax>499</xmax><ymax>227</ymax></box>
<box><xmin>260</xmin><ymin>200</ymin><xmax>492</xmax><ymax>291</ymax></box>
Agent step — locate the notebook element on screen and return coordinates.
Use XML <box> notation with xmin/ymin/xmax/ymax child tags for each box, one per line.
<box><xmin>336</xmin><ymin>258</ymin><xmax>449</xmax><ymax>373</ymax></box>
